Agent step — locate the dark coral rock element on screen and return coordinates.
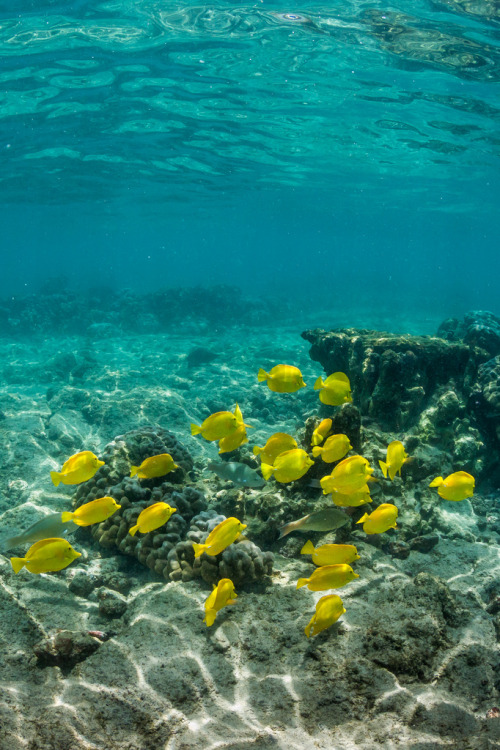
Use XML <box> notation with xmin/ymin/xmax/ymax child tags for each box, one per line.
<box><xmin>408</xmin><ymin>534</ymin><xmax>440</xmax><ymax>553</ymax></box>
<box><xmin>471</xmin><ymin>356</ymin><xmax>500</xmax><ymax>437</ymax></box>
<box><xmin>445</xmin><ymin>310</ymin><xmax>500</xmax><ymax>357</ymax></box>
<box><xmin>68</xmin><ymin>571</ymin><xmax>97</xmax><ymax>598</ymax></box>
<box><xmin>97</xmin><ymin>588</ymin><xmax>127</xmax><ymax>619</ymax></box>
<box><xmin>302</xmin><ymin>327</ymin><xmax>487</xmax><ymax>430</ymax></box>
<box><xmin>387</xmin><ymin>540</ymin><xmax>410</xmax><ymax>559</ymax></box>
<box><xmin>436</xmin><ymin>317</ymin><xmax>461</xmax><ymax>341</ymax></box>
<box><xmin>186</xmin><ymin>347</ymin><xmax>218</xmax><ymax>368</ymax></box>
<box><xmin>33</xmin><ymin>630</ymin><xmax>101</xmax><ymax>669</ymax></box>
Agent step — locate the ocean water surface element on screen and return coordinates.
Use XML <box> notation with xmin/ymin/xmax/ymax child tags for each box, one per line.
<box><xmin>1</xmin><ymin>0</ymin><xmax>499</xmax><ymax>318</ymax></box>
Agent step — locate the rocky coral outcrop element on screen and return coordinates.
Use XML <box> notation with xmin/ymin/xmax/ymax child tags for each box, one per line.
<box><xmin>302</xmin><ymin>327</ymin><xmax>486</xmax><ymax>431</ymax></box>
<box><xmin>438</xmin><ymin>310</ymin><xmax>500</xmax><ymax>357</ymax></box>
<box><xmin>73</xmin><ymin>428</ymin><xmax>273</xmax><ymax>585</ymax></box>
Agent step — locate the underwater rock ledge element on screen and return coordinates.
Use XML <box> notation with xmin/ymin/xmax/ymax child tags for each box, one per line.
<box><xmin>302</xmin><ymin>317</ymin><xmax>500</xmax><ymax>485</ymax></box>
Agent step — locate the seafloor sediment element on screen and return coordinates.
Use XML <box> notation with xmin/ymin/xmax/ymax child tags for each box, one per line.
<box><xmin>0</xmin><ymin>304</ymin><xmax>499</xmax><ymax>750</ymax></box>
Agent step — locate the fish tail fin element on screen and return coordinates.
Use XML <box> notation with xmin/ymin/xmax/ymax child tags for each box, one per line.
<box><xmin>129</xmin><ymin>524</ymin><xmax>139</xmax><ymax>537</ymax></box>
<box><xmin>278</xmin><ymin>523</ymin><xmax>291</xmax><ymax>539</ymax></box>
<box><xmin>130</xmin><ymin>465</ymin><xmax>139</xmax><ymax>478</ymax></box>
<box><xmin>193</xmin><ymin>543</ymin><xmax>207</xmax><ymax>558</ymax></box>
<box><xmin>314</xmin><ymin>376</ymin><xmax>324</xmax><ymax>390</ymax></box>
<box><xmin>190</xmin><ymin>423</ymin><xmax>202</xmax><ymax>436</ymax></box>
<box><xmin>379</xmin><ymin>460</ymin><xmax>388</xmax><ymax>478</ymax></box>
<box><xmin>0</xmin><ymin>534</ymin><xmax>19</xmax><ymax>552</ymax></box>
<box><xmin>50</xmin><ymin>471</ymin><xmax>61</xmax><ymax>487</ymax></box>
<box><xmin>300</xmin><ymin>540</ymin><xmax>315</xmax><ymax>555</ymax></box>
<box><xmin>261</xmin><ymin>463</ymin><xmax>274</xmax><ymax>481</ymax></box>
<box><xmin>10</xmin><ymin>557</ymin><xmax>26</xmax><ymax>574</ymax></box>
<box><xmin>304</xmin><ymin>622</ymin><xmax>313</xmax><ymax>638</ymax></box>
<box><xmin>312</xmin><ymin>446</ymin><xmax>322</xmax><ymax>458</ymax></box>
<box><xmin>296</xmin><ymin>578</ymin><xmax>309</xmax><ymax>589</ymax></box>
<box><xmin>429</xmin><ymin>476</ymin><xmax>444</xmax><ymax>487</ymax></box>
<box><xmin>61</xmin><ymin>511</ymin><xmax>74</xmax><ymax>523</ymax></box>
<box><xmin>356</xmin><ymin>513</ymin><xmax>369</xmax><ymax>525</ymax></box>
<box><xmin>257</xmin><ymin>368</ymin><xmax>268</xmax><ymax>382</ymax></box>
<box><xmin>203</xmin><ymin>609</ymin><xmax>217</xmax><ymax>627</ymax></box>
<box><xmin>252</xmin><ymin>445</ymin><xmax>262</xmax><ymax>456</ymax></box>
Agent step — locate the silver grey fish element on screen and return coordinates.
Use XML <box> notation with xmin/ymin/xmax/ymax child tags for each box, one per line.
<box><xmin>0</xmin><ymin>512</ymin><xmax>77</xmax><ymax>551</ymax></box>
<box><xmin>279</xmin><ymin>507</ymin><xmax>349</xmax><ymax>539</ymax></box>
<box><xmin>207</xmin><ymin>461</ymin><xmax>265</xmax><ymax>488</ymax></box>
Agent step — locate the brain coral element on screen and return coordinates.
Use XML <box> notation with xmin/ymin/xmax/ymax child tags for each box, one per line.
<box><xmin>73</xmin><ymin>427</ymin><xmax>273</xmax><ymax>585</ymax></box>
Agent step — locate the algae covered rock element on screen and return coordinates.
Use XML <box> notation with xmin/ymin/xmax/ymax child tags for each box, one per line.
<box><xmin>437</xmin><ymin>310</ymin><xmax>500</xmax><ymax>357</ymax></box>
<box><xmin>302</xmin><ymin>327</ymin><xmax>484</xmax><ymax>430</ymax></box>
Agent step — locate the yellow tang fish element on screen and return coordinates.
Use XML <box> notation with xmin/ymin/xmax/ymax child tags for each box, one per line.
<box><xmin>129</xmin><ymin>502</ymin><xmax>176</xmax><ymax>536</ymax></box>
<box><xmin>314</xmin><ymin>372</ymin><xmax>352</xmax><ymax>406</ymax></box>
<box><xmin>131</xmin><ymin>453</ymin><xmax>178</xmax><ymax>479</ymax></box>
<box><xmin>379</xmin><ymin>440</ymin><xmax>408</xmax><ymax>481</ymax></box>
<box><xmin>331</xmin><ymin>485</ymin><xmax>372</xmax><ymax>507</ymax></box>
<box><xmin>429</xmin><ymin>471</ymin><xmax>475</xmax><ymax>501</ymax></box>
<box><xmin>356</xmin><ymin>503</ymin><xmax>398</xmax><ymax>534</ymax></box>
<box><xmin>193</xmin><ymin>517</ymin><xmax>247</xmax><ymax>558</ymax></box>
<box><xmin>305</xmin><ymin>594</ymin><xmax>346</xmax><ymax>638</ymax></box>
<box><xmin>10</xmin><ymin>538</ymin><xmax>81</xmax><ymax>575</ymax></box>
<box><xmin>311</xmin><ymin>418</ymin><xmax>332</xmax><ymax>447</ymax></box>
<box><xmin>253</xmin><ymin>432</ymin><xmax>298</xmax><ymax>465</ymax></box>
<box><xmin>61</xmin><ymin>496</ymin><xmax>121</xmax><ymax>527</ymax></box>
<box><xmin>190</xmin><ymin>404</ymin><xmax>252</xmax><ymax>442</ymax></box>
<box><xmin>50</xmin><ymin>451</ymin><xmax>105</xmax><ymax>487</ymax></box>
<box><xmin>312</xmin><ymin>433</ymin><xmax>352</xmax><ymax>463</ymax></box>
<box><xmin>257</xmin><ymin>364</ymin><xmax>306</xmax><ymax>393</ymax></box>
<box><xmin>297</xmin><ymin>563</ymin><xmax>359</xmax><ymax>591</ymax></box>
<box><xmin>218</xmin><ymin>423</ymin><xmax>249</xmax><ymax>454</ymax></box>
<box><xmin>320</xmin><ymin>455</ymin><xmax>373</xmax><ymax>495</ymax></box>
<box><xmin>203</xmin><ymin>578</ymin><xmax>238</xmax><ymax>627</ymax></box>
<box><xmin>300</xmin><ymin>540</ymin><xmax>360</xmax><ymax>566</ymax></box>
<box><xmin>261</xmin><ymin>448</ymin><xmax>314</xmax><ymax>483</ymax></box>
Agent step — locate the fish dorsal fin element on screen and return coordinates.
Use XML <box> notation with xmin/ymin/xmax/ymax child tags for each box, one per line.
<box><xmin>331</xmin><ymin>372</ymin><xmax>350</xmax><ymax>383</ymax></box>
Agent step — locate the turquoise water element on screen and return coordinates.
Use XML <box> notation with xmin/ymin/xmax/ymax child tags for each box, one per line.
<box><xmin>1</xmin><ymin>0</ymin><xmax>499</xmax><ymax>317</ymax></box>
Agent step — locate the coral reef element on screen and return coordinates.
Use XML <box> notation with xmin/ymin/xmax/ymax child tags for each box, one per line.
<box><xmin>301</xmin><ymin>327</ymin><xmax>487</xmax><ymax>431</ymax></box>
<box><xmin>0</xmin><ymin>285</ymin><xmax>292</xmax><ymax>337</ymax></box>
<box><xmin>1</xmin><ymin>316</ymin><xmax>500</xmax><ymax>750</ymax></box>
<box><xmin>301</xmin><ymin>325</ymin><xmax>497</xmax><ymax>484</ymax></box>
<box><xmin>73</xmin><ymin>428</ymin><xmax>273</xmax><ymax>585</ymax></box>
<box><xmin>438</xmin><ymin>310</ymin><xmax>500</xmax><ymax>357</ymax></box>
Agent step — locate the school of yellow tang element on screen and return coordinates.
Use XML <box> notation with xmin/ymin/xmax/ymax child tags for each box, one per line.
<box><xmin>8</xmin><ymin>361</ymin><xmax>476</xmax><ymax>639</ymax></box>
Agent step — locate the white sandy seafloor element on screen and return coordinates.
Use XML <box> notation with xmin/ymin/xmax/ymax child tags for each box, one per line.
<box><xmin>0</xmin><ymin>320</ymin><xmax>499</xmax><ymax>750</ymax></box>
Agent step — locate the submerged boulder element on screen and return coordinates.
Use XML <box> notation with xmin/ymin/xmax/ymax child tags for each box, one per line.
<box><xmin>301</xmin><ymin>327</ymin><xmax>486</xmax><ymax>430</ymax></box>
